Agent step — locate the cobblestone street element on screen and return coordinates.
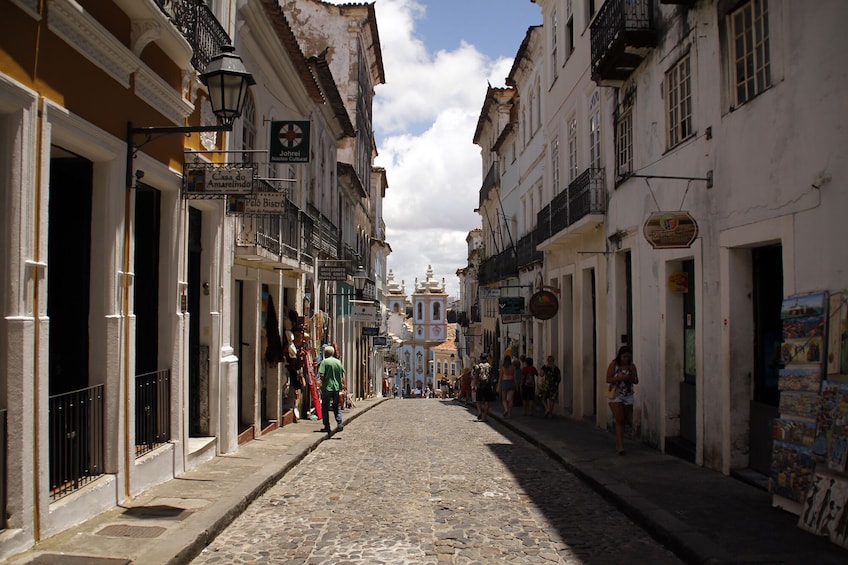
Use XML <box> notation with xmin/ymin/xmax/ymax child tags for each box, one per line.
<box><xmin>192</xmin><ymin>399</ymin><xmax>681</xmax><ymax>564</ymax></box>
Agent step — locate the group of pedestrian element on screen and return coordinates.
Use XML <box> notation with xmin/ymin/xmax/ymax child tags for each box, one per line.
<box><xmin>460</xmin><ymin>345</ymin><xmax>638</xmax><ymax>454</ymax></box>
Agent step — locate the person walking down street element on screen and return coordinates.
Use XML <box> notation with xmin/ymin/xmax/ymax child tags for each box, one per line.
<box><xmin>606</xmin><ymin>346</ymin><xmax>638</xmax><ymax>455</ymax></box>
<box><xmin>521</xmin><ymin>357</ymin><xmax>538</xmax><ymax>416</ymax></box>
<box><xmin>540</xmin><ymin>355</ymin><xmax>561</xmax><ymax>418</ymax></box>
<box><xmin>459</xmin><ymin>366</ymin><xmax>472</xmax><ymax>405</ymax></box>
<box><xmin>498</xmin><ymin>355</ymin><xmax>518</xmax><ymax>417</ymax></box>
<box><xmin>317</xmin><ymin>345</ymin><xmax>345</xmax><ymax>433</ymax></box>
<box><xmin>473</xmin><ymin>355</ymin><xmax>495</xmax><ymax>421</ymax></box>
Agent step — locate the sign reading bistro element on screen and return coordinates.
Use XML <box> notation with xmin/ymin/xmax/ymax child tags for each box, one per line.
<box><xmin>643</xmin><ymin>211</ymin><xmax>699</xmax><ymax>249</ymax></box>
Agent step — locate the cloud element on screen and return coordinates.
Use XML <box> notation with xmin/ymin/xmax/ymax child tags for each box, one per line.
<box><xmin>322</xmin><ymin>0</ymin><xmax>515</xmax><ymax>299</ymax></box>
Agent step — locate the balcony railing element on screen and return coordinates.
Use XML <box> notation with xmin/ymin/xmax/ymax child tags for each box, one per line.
<box><xmin>478</xmin><ymin>248</ymin><xmax>519</xmax><ymax>285</ymax></box>
<box><xmin>479</xmin><ymin>161</ymin><xmax>499</xmax><ymax>207</ymax></box>
<box><xmin>591</xmin><ymin>0</ymin><xmax>656</xmax><ymax>84</ymax></box>
<box><xmin>155</xmin><ymin>0</ymin><xmax>231</xmax><ymax>72</ymax></box>
<box><xmin>135</xmin><ymin>370</ymin><xmax>171</xmax><ymax>458</ymax></box>
<box><xmin>49</xmin><ymin>385</ymin><xmax>105</xmax><ymax>501</ymax></box>
<box><xmin>1</xmin><ymin>408</ymin><xmax>5</xmax><ymax>530</ymax></box>
<box><xmin>516</xmin><ymin>230</ymin><xmax>544</xmax><ymax>268</ymax></box>
<box><xmin>307</xmin><ymin>204</ymin><xmax>340</xmax><ymax>258</ymax></box>
<box><xmin>537</xmin><ymin>168</ymin><xmax>605</xmax><ymax>244</ymax></box>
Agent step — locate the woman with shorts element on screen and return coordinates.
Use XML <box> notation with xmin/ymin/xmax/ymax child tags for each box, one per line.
<box><xmin>497</xmin><ymin>355</ymin><xmax>517</xmax><ymax>417</ymax></box>
<box><xmin>606</xmin><ymin>346</ymin><xmax>639</xmax><ymax>454</ymax></box>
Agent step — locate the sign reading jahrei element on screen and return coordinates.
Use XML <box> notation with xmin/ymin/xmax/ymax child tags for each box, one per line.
<box><xmin>270</xmin><ymin>121</ymin><xmax>311</xmax><ymax>163</ymax></box>
<box><xmin>184</xmin><ymin>164</ymin><xmax>254</xmax><ymax>196</ymax></box>
<box><xmin>643</xmin><ymin>211</ymin><xmax>699</xmax><ymax>249</ymax></box>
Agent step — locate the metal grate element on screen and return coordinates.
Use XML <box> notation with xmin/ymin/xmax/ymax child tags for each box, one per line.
<box><xmin>135</xmin><ymin>370</ymin><xmax>171</xmax><ymax>458</ymax></box>
<box><xmin>49</xmin><ymin>385</ymin><xmax>105</xmax><ymax>501</ymax></box>
<box><xmin>96</xmin><ymin>524</ymin><xmax>166</xmax><ymax>539</ymax></box>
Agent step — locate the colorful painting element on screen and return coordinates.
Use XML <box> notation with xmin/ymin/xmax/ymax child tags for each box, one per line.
<box><xmin>824</xmin><ymin>293</ymin><xmax>848</xmax><ymax>375</ymax></box>
<box><xmin>829</xmin><ymin>432</ymin><xmax>848</xmax><ymax>472</ymax></box>
<box><xmin>781</xmin><ymin>292</ymin><xmax>827</xmax><ymax>320</ymax></box>
<box><xmin>773</xmin><ymin>418</ymin><xmax>817</xmax><ymax>447</ymax></box>
<box><xmin>783</xmin><ymin>315</ymin><xmax>826</xmax><ymax>341</ymax></box>
<box><xmin>770</xmin><ymin>441</ymin><xmax>815</xmax><ymax>503</ymax></box>
<box><xmin>798</xmin><ymin>472</ymin><xmax>848</xmax><ymax>549</ymax></box>
<box><xmin>781</xmin><ymin>338</ymin><xmax>824</xmax><ymax>365</ymax></box>
<box><xmin>778</xmin><ymin>367</ymin><xmax>823</xmax><ymax>392</ymax></box>
<box><xmin>779</xmin><ymin>392</ymin><xmax>821</xmax><ymax>419</ymax></box>
<box><xmin>814</xmin><ymin>381</ymin><xmax>848</xmax><ymax>466</ymax></box>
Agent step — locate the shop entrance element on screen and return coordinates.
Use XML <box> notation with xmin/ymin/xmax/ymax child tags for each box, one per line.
<box><xmin>666</xmin><ymin>259</ymin><xmax>697</xmax><ymax>462</ymax></box>
<box><xmin>134</xmin><ymin>185</ymin><xmax>160</xmax><ymax>375</ymax></box>
<box><xmin>187</xmin><ymin>206</ymin><xmax>207</xmax><ymax>436</ymax></box>
<box><xmin>581</xmin><ymin>268</ymin><xmax>597</xmax><ymax>419</ymax></box>
<box><xmin>749</xmin><ymin>245</ymin><xmax>783</xmax><ymax>475</ymax></box>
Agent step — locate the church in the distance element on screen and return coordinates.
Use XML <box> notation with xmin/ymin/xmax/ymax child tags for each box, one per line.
<box><xmin>386</xmin><ymin>266</ymin><xmax>457</xmax><ymax>396</ymax></box>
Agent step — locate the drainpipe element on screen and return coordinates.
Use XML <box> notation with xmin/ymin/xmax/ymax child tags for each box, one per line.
<box><xmin>122</xmin><ymin>122</ymin><xmax>134</xmax><ymax>501</ymax></box>
<box><xmin>31</xmin><ymin>94</ymin><xmax>45</xmax><ymax>541</ymax></box>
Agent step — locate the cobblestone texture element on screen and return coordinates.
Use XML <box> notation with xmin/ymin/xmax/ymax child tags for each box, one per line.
<box><xmin>192</xmin><ymin>400</ymin><xmax>681</xmax><ymax>564</ymax></box>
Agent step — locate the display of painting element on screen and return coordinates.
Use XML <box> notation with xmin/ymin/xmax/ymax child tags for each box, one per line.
<box><xmin>769</xmin><ymin>291</ymin><xmax>848</xmax><ymax>548</ymax></box>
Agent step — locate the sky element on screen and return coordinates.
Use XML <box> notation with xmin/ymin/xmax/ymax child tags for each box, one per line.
<box><xmin>327</xmin><ymin>0</ymin><xmax>541</xmax><ymax>300</ymax></box>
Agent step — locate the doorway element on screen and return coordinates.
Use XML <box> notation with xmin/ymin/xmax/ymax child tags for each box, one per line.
<box><xmin>48</xmin><ymin>151</ymin><xmax>92</xmax><ymax>395</ymax></box>
<box><xmin>134</xmin><ymin>185</ymin><xmax>160</xmax><ymax>375</ymax></box>
<box><xmin>187</xmin><ymin>206</ymin><xmax>206</xmax><ymax>436</ymax></box>
<box><xmin>581</xmin><ymin>268</ymin><xmax>598</xmax><ymax>419</ymax></box>
<box><xmin>666</xmin><ymin>259</ymin><xmax>697</xmax><ymax>462</ymax></box>
<box><xmin>749</xmin><ymin>245</ymin><xmax>783</xmax><ymax>474</ymax></box>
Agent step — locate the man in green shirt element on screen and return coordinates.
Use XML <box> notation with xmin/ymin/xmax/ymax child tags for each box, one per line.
<box><xmin>317</xmin><ymin>345</ymin><xmax>345</xmax><ymax>432</ymax></box>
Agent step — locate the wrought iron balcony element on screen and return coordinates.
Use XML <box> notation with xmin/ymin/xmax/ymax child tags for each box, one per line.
<box><xmin>135</xmin><ymin>369</ymin><xmax>171</xmax><ymax>458</ymax></box>
<box><xmin>516</xmin><ymin>230</ymin><xmax>544</xmax><ymax>269</ymax></box>
<box><xmin>591</xmin><ymin>0</ymin><xmax>657</xmax><ymax>85</ymax></box>
<box><xmin>307</xmin><ymin>204</ymin><xmax>340</xmax><ymax>258</ymax></box>
<box><xmin>49</xmin><ymin>385</ymin><xmax>105</xmax><ymax>501</ymax></box>
<box><xmin>479</xmin><ymin>161</ymin><xmax>500</xmax><ymax>207</ymax></box>
<box><xmin>537</xmin><ymin>168</ymin><xmax>605</xmax><ymax>244</ymax></box>
<box><xmin>154</xmin><ymin>0</ymin><xmax>230</xmax><ymax>72</ymax></box>
<box><xmin>478</xmin><ymin>247</ymin><xmax>518</xmax><ymax>285</ymax></box>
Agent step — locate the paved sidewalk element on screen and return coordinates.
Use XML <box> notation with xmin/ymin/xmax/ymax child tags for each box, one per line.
<box><xmin>8</xmin><ymin>398</ymin><xmax>387</xmax><ymax>565</ymax></box>
<box><xmin>476</xmin><ymin>400</ymin><xmax>846</xmax><ymax>564</ymax></box>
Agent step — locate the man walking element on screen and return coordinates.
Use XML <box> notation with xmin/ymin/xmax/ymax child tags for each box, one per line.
<box><xmin>318</xmin><ymin>345</ymin><xmax>345</xmax><ymax>433</ymax></box>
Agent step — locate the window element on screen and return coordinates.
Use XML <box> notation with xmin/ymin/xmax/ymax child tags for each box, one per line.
<box><xmin>534</xmin><ymin>78</ymin><xmax>541</xmax><ymax>130</ymax></box>
<box><xmin>730</xmin><ymin>0</ymin><xmax>771</xmax><ymax>106</ymax></box>
<box><xmin>433</xmin><ymin>302</ymin><xmax>441</xmax><ymax>320</ymax></box>
<box><xmin>616</xmin><ymin>93</ymin><xmax>634</xmax><ymax>178</ymax></box>
<box><xmin>589</xmin><ymin>109</ymin><xmax>601</xmax><ymax>170</ymax></box>
<box><xmin>550</xmin><ymin>8</ymin><xmax>558</xmax><ymax>82</ymax></box>
<box><xmin>551</xmin><ymin>137</ymin><xmax>560</xmax><ymax>194</ymax></box>
<box><xmin>566</xmin><ymin>15</ymin><xmax>574</xmax><ymax>61</ymax></box>
<box><xmin>568</xmin><ymin>117</ymin><xmax>578</xmax><ymax>182</ymax></box>
<box><xmin>436</xmin><ymin>361</ymin><xmax>442</xmax><ymax>374</ymax></box>
<box><xmin>417</xmin><ymin>302</ymin><xmax>423</xmax><ymax>320</ymax></box>
<box><xmin>666</xmin><ymin>54</ymin><xmax>692</xmax><ymax>148</ymax></box>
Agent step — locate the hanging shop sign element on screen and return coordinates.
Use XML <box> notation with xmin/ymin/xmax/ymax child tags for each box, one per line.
<box><xmin>372</xmin><ymin>336</ymin><xmax>388</xmax><ymax>346</ymax></box>
<box><xmin>498</xmin><ymin>296</ymin><xmax>525</xmax><ymax>316</ymax></box>
<box><xmin>479</xmin><ymin>287</ymin><xmax>502</xmax><ymax>299</ymax></box>
<box><xmin>643</xmin><ymin>211</ymin><xmax>699</xmax><ymax>249</ymax></box>
<box><xmin>183</xmin><ymin>164</ymin><xmax>254</xmax><ymax>196</ymax></box>
<box><xmin>351</xmin><ymin>303</ymin><xmax>380</xmax><ymax>323</ymax></box>
<box><xmin>529</xmin><ymin>290</ymin><xmax>559</xmax><ymax>320</ymax></box>
<box><xmin>226</xmin><ymin>191</ymin><xmax>287</xmax><ymax>215</ymax></box>
<box><xmin>668</xmin><ymin>272</ymin><xmax>690</xmax><ymax>293</ymax></box>
<box><xmin>270</xmin><ymin>121</ymin><xmax>310</xmax><ymax>163</ymax></box>
<box><xmin>361</xmin><ymin>326</ymin><xmax>380</xmax><ymax>337</ymax></box>
<box><xmin>318</xmin><ymin>262</ymin><xmax>350</xmax><ymax>281</ymax></box>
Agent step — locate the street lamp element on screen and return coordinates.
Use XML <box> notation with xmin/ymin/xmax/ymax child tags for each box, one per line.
<box><xmin>352</xmin><ymin>265</ymin><xmax>368</xmax><ymax>299</ymax></box>
<box><xmin>127</xmin><ymin>44</ymin><xmax>255</xmax><ymax>182</ymax></box>
<box><xmin>199</xmin><ymin>45</ymin><xmax>256</xmax><ymax>125</ymax></box>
